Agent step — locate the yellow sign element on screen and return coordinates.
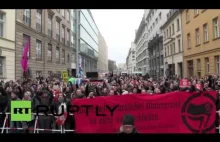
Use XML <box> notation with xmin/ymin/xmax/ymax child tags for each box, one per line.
<box><xmin>62</xmin><ymin>71</ymin><xmax>69</xmax><ymax>83</ymax></box>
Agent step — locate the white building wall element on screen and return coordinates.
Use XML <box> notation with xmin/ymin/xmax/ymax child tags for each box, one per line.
<box><xmin>162</xmin><ymin>10</ymin><xmax>183</xmax><ymax>77</ymax></box>
<box><xmin>0</xmin><ymin>9</ymin><xmax>15</xmax><ymax>81</ymax></box>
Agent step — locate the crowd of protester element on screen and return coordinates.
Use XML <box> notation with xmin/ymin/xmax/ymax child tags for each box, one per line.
<box><xmin>0</xmin><ymin>72</ymin><xmax>219</xmax><ymax>133</ymax></box>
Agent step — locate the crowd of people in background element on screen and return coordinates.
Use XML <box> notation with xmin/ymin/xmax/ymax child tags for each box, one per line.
<box><xmin>0</xmin><ymin>72</ymin><xmax>219</xmax><ymax>133</ymax></box>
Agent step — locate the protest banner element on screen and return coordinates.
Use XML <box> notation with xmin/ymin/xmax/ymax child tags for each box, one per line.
<box><xmin>72</xmin><ymin>91</ymin><xmax>216</xmax><ymax>133</ymax></box>
<box><xmin>62</xmin><ymin>71</ymin><xmax>69</xmax><ymax>83</ymax></box>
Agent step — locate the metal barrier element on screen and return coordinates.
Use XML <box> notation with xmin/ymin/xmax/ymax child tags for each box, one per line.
<box><xmin>0</xmin><ymin>113</ymin><xmax>75</xmax><ymax>134</ymax></box>
<box><xmin>1</xmin><ymin>111</ymin><xmax>220</xmax><ymax>133</ymax></box>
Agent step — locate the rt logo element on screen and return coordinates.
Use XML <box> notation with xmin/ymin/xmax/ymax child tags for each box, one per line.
<box><xmin>11</xmin><ymin>101</ymin><xmax>32</xmax><ymax>121</ymax></box>
<box><xmin>181</xmin><ymin>92</ymin><xmax>216</xmax><ymax>133</ymax></box>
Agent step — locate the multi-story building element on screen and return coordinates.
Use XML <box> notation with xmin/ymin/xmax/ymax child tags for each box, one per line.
<box><xmin>182</xmin><ymin>9</ymin><xmax>220</xmax><ymax>78</ymax></box>
<box><xmin>0</xmin><ymin>9</ymin><xmax>15</xmax><ymax>81</ymax></box>
<box><xmin>15</xmin><ymin>9</ymin><xmax>72</xmax><ymax>79</ymax></box>
<box><xmin>70</xmin><ymin>10</ymin><xmax>77</xmax><ymax>76</ymax></box>
<box><xmin>75</xmin><ymin>9</ymin><xmax>99</xmax><ymax>74</ymax></box>
<box><xmin>126</xmin><ymin>42</ymin><xmax>136</xmax><ymax>73</ymax></box>
<box><xmin>97</xmin><ymin>32</ymin><xmax>108</xmax><ymax>73</ymax></box>
<box><xmin>135</xmin><ymin>16</ymin><xmax>149</xmax><ymax>74</ymax></box>
<box><xmin>108</xmin><ymin>59</ymin><xmax>117</xmax><ymax>72</ymax></box>
<box><xmin>147</xmin><ymin>9</ymin><xmax>170</xmax><ymax>79</ymax></box>
<box><xmin>161</xmin><ymin>9</ymin><xmax>183</xmax><ymax>78</ymax></box>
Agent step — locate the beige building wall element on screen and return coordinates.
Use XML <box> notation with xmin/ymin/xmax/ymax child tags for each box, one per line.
<box><xmin>0</xmin><ymin>9</ymin><xmax>15</xmax><ymax>81</ymax></box>
<box><xmin>15</xmin><ymin>9</ymin><xmax>72</xmax><ymax>79</ymax></box>
<box><xmin>182</xmin><ymin>9</ymin><xmax>220</xmax><ymax>78</ymax></box>
<box><xmin>97</xmin><ymin>32</ymin><xmax>108</xmax><ymax>73</ymax></box>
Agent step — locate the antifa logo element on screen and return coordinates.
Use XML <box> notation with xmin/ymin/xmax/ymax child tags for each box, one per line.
<box><xmin>181</xmin><ymin>92</ymin><xmax>216</xmax><ymax>133</ymax></box>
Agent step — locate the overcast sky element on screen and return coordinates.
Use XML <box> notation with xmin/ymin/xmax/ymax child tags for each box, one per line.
<box><xmin>91</xmin><ymin>10</ymin><xmax>144</xmax><ymax>64</ymax></box>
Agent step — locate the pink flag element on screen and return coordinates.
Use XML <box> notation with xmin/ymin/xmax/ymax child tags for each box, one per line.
<box><xmin>21</xmin><ymin>39</ymin><xmax>29</xmax><ymax>72</ymax></box>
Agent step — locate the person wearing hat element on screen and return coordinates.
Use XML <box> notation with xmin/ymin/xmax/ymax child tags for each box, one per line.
<box><xmin>119</xmin><ymin>114</ymin><xmax>138</xmax><ymax>134</ymax></box>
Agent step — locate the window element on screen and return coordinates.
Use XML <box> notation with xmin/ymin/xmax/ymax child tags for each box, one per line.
<box><xmin>169</xmin><ymin>26</ymin><xmax>171</xmax><ymax>37</ymax></box>
<box><xmin>153</xmin><ymin>22</ymin><xmax>155</xmax><ymax>28</ymax></box>
<box><xmin>167</xmin><ymin>46</ymin><xmax>169</xmax><ymax>56</ymax></box>
<box><xmin>195</xmin><ymin>28</ymin><xmax>200</xmax><ymax>45</ymax></box>
<box><xmin>216</xmin><ymin>56</ymin><xmax>220</xmax><ymax>74</ymax></box>
<box><xmin>56</xmin><ymin>47</ymin><xmax>60</xmax><ymax>63</ymax></box>
<box><xmin>203</xmin><ymin>23</ymin><xmax>208</xmax><ymax>42</ymax></box>
<box><xmin>56</xmin><ymin>21</ymin><xmax>60</xmax><ymax>41</ymax></box>
<box><xmin>159</xmin><ymin>12</ymin><xmax>161</xmax><ymax>20</ymax></box>
<box><xmin>23</xmin><ymin>9</ymin><xmax>31</xmax><ymax>26</ymax></box>
<box><xmin>62</xmin><ymin>26</ymin><xmax>65</xmax><ymax>43</ymax></box>
<box><xmin>194</xmin><ymin>9</ymin><xmax>199</xmax><ymax>16</ymax></box>
<box><xmin>177</xmin><ymin>19</ymin><xmax>180</xmax><ymax>31</ymax></box>
<box><xmin>36</xmin><ymin>40</ymin><xmax>42</xmax><ymax>60</ymax></box>
<box><xmin>205</xmin><ymin>57</ymin><xmax>210</xmax><ymax>74</ymax></box>
<box><xmin>36</xmin><ymin>9</ymin><xmax>42</xmax><ymax>32</ymax></box>
<box><xmin>187</xmin><ymin>33</ymin><xmax>191</xmax><ymax>48</ymax></box>
<box><xmin>61</xmin><ymin>9</ymin><xmax>65</xmax><ymax>17</ymax></box>
<box><xmin>67</xmin><ymin>30</ymin><xmax>70</xmax><ymax>46</ymax></box>
<box><xmin>170</xmin><ymin>44</ymin><xmax>172</xmax><ymax>55</ymax></box>
<box><xmin>164</xmin><ymin>31</ymin><xmax>166</xmax><ymax>41</ymax></box>
<box><xmin>48</xmin><ymin>15</ymin><xmax>52</xmax><ymax>37</ymax></box>
<box><xmin>166</xmin><ymin>29</ymin><xmax>168</xmax><ymax>38</ymax></box>
<box><xmin>213</xmin><ymin>17</ymin><xmax>219</xmax><ymax>38</ymax></box>
<box><xmin>47</xmin><ymin>44</ymin><xmax>52</xmax><ymax>61</ymax></box>
<box><xmin>0</xmin><ymin>57</ymin><xmax>5</xmax><ymax>77</ymax></box>
<box><xmin>72</xmin><ymin>53</ymin><xmax>76</xmax><ymax>63</ymax></box>
<box><xmin>173</xmin><ymin>42</ymin><xmax>175</xmax><ymax>54</ymax></box>
<box><xmin>186</xmin><ymin>10</ymin><xmax>190</xmax><ymax>22</ymax></box>
<box><xmin>178</xmin><ymin>39</ymin><xmax>181</xmax><ymax>52</ymax></box>
<box><xmin>23</xmin><ymin>34</ymin><xmax>30</xmax><ymax>57</ymax></box>
<box><xmin>36</xmin><ymin>71</ymin><xmax>42</xmax><ymax>78</ymax></box>
<box><xmin>66</xmin><ymin>10</ymin><xmax>70</xmax><ymax>22</ymax></box>
<box><xmin>165</xmin><ymin>47</ymin><xmax>167</xmax><ymax>57</ymax></box>
<box><xmin>0</xmin><ymin>12</ymin><xmax>5</xmax><ymax>37</ymax></box>
<box><xmin>172</xmin><ymin>23</ymin><xmax>174</xmax><ymax>35</ymax></box>
<box><xmin>67</xmin><ymin>54</ymin><xmax>70</xmax><ymax>63</ymax></box>
<box><xmin>61</xmin><ymin>49</ymin><xmax>65</xmax><ymax>64</ymax></box>
<box><xmin>155</xmin><ymin>18</ymin><xmax>158</xmax><ymax>24</ymax></box>
<box><xmin>197</xmin><ymin>59</ymin><xmax>201</xmax><ymax>71</ymax></box>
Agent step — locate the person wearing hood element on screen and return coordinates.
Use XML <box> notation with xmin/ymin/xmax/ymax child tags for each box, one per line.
<box><xmin>119</xmin><ymin>114</ymin><xmax>138</xmax><ymax>134</ymax></box>
<box><xmin>5</xmin><ymin>91</ymin><xmax>21</xmax><ymax>133</ymax></box>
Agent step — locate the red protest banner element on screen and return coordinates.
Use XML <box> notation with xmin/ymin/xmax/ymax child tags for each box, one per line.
<box><xmin>72</xmin><ymin>91</ymin><xmax>217</xmax><ymax>133</ymax></box>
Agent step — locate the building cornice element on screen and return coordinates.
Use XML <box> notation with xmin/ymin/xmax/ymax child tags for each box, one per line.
<box><xmin>161</xmin><ymin>9</ymin><xmax>180</xmax><ymax>30</ymax></box>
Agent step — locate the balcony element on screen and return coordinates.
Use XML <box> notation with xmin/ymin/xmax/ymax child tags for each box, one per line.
<box><xmin>48</xmin><ymin>29</ymin><xmax>52</xmax><ymax>38</ymax></box>
<box><xmin>56</xmin><ymin>34</ymin><xmax>60</xmax><ymax>41</ymax></box>
<box><xmin>36</xmin><ymin>23</ymin><xmax>42</xmax><ymax>32</ymax></box>
<box><xmin>23</xmin><ymin>15</ymin><xmax>31</xmax><ymax>26</ymax></box>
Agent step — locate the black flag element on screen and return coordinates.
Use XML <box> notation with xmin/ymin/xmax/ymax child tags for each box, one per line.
<box><xmin>187</xmin><ymin>102</ymin><xmax>213</xmax><ymax>129</ymax></box>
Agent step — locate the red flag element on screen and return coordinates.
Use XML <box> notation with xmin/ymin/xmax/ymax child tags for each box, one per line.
<box><xmin>180</xmin><ymin>79</ymin><xmax>190</xmax><ymax>88</ymax></box>
<box><xmin>21</xmin><ymin>39</ymin><xmax>29</xmax><ymax>72</ymax></box>
<box><xmin>195</xmin><ymin>84</ymin><xmax>203</xmax><ymax>91</ymax></box>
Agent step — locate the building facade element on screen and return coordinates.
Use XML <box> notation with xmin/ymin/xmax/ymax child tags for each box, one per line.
<box><xmin>135</xmin><ymin>16</ymin><xmax>149</xmax><ymax>75</ymax></box>
<box><xmin>97</xmin><ymin>32</ymin><xmax>108</xmax><ymax>73</ymax></box>
<box><xmin>75</xmin><ymin>9</ymin><xmax>99</xmax><ymax>75</ymax></box>
<box><xmin>15</xmin><ymin>9</ymin><xmax>72</xmax><ymax>79</ymax></box>
<box><xmin>182</xmin><ymin>9</ymin><xmax>220</xmax><ymax>78</ymax></box>
<box><xmin>147</xmin><ymin>9</ymin><xmax>170</xmax><ymax>79</ymax></box>
<box><xmin>126</xmin><ymin>42</ymin><xmax>136</xmax><ymax>73</ymax></box>
<box><xmin>161</xmin><ymin>9</ymin><xmax>183</xmax><ymax>78</ymax></box>
<box><xmin>0</xmin><ymin>9</ymin><xmax>15</xmax><ymax>81</ymax></box>
<box><xmin>108</xmin><ymin>59</ymin><xmax>117</xmax><ymax>72</ymax></box>
<box><xmin>70</xmin><ymin>10</ymin><xmax>77</xmax><ymax>76</ymax></box>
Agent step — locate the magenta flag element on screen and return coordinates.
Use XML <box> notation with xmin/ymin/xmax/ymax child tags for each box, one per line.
<box><xmin>21</xmin><ymin>39</ymin><xmax>29</xmax><ymax>72</ymax></box>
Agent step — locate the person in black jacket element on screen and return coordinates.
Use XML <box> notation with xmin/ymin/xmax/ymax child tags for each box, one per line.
<box><xmin>119</xmin><ymin>114</ymin><xmax>138</xmax><ymax>134</ymax></box>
